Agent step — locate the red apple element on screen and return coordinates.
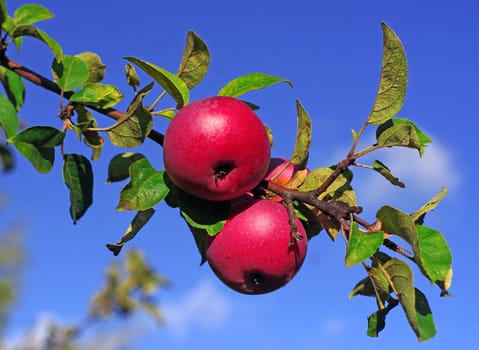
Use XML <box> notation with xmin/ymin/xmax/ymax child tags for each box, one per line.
<box><xmin>206</xmin><ymin>198</ymin><xmax>308</xmax><ymax>294</ymax></box>
<box><xmin>163</xmin><ymin>96</ymin><xmax>271</xmax><ymax>201</ymax></box>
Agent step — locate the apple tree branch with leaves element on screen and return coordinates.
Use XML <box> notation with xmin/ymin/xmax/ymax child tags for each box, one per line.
<box><xmin>0</xmin><ymin>1</ymin><xmax>452</xmax><ymax>343</ymax></box>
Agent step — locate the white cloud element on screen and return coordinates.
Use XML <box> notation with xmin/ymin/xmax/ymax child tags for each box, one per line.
<box><xmin>321</xmin><ymin>316</ymin><xmax>346</xmax><ymax>337</ymax></box>
<box><xmin>162</xmin><ymin>279</ymin><xmax>233</xmax><ymax>339</ymax></box>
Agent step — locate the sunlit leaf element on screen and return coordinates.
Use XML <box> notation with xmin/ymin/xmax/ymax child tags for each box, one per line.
<box><xmin>0</xmin><ymin>93</ymin><xmax>19</xmax><ymax>138</ymax></box>
<box><xmin>63</xmin><ymin>154</ymin><xmax>93</xmax><ymax>224</ymax></box>
<box><xmin>345</xmin><ymin>222</ymin><xmax>384</xmax><ymax>267</ymax></box>
<box><xmin>376</xmin><ymin>118</ymin><xmax>432</xmax><ymax>156</ymax></box>
<box><xmin>51</xmin><ymin>55</ymin><xmax>89</xmax><ymax>91</ymax></box>
<box><xmin>367</xmin><ymin>23</ymin><xmax>408</xmax><ymax>125</ymax></box>
<box><xmin>7</xmin><ymin>126</ymin><xmax>65</xmax><ymax>173</ymax></box>
<box><xmin>410</xmin><ymin>186</ymin><xmax>448</xmax><ymax>224</ymax></box>
<box><xmin>106</xmin><ymin>209</ymin><xmax>155</xmax><ymax>256</ymax></box>
<box><xmin>70</xmin><ymin>82</ymin><xmax>123</xmax><ymax>109</ymax></box>
<box><xmin>12</xmin><ymin>4</ymin><xmax>53</xmax><ymax>26</ymax></box>
<box><xmin>12</xmin><ymin>24</ymin><xmax>62</xmax><ymax>62</ymax></box>
<box><xmin>124</xmin><ymin>56</ymin><xmax>189</xmax><ymax>107</ymax></box>
<box><xmin>177</xmin><ymin>30</ymin><xmax>210</xmax><ymax>89</ymax></box>
<box><xmin>300</xmin><ymin>166</ymin><xmax>353</xmax><ymax>199</ymax></box>
<box><xmin>290</xmin><ymin>99</ymin><xmax>312</xmax><ymax>166</ymax></box>
<box><xmin>76</xmin><ymin>51</ymin><xmax>106</xmax><ymax>83</ymax></box>
<box><xmin>382</xmin><ymin>258</ymin><xmax>436</xmax><ymax>341</ymax></box>
<box><xmin>107</xmin><ymin>152</ymin><xmax>145</xmax><ymax>183</ymax></box>
<box><xmin>116</xmin><ymin>158</ymin><xmax>169</xmax><ymax>211</ymax></box>
<box><xmin>125</xmin><ymin>64</ymin><xmax>140</xmax><ymax>88</ymax></box>
<box><xmin>218</xmin><ymin>72</ymin><xmax>293</xmax><ymax>98</ymax></box>
<box><xmin>416</xmin><ymin>225</ymin><xmax>453</xmax><ymax>289</ymax></box>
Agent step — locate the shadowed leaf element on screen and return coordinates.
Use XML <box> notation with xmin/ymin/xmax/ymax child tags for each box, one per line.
<box><xmin>0</xmin><ymin>66</ymin><xmax>25</xmax><ymax>111</ymax></box>
<box><xmin>7</xmin><ymin>126</ymin><xmax>65</xmax><ymax>173</ymax></box>
<box><xmin>63</xmin><ymin>154</ymin><xmax>93</xmax><ymax>224</ymax></box>
<box><xmin>76</xmin><ymin>51</ymin><xmax>106</xmax><ymax>83</ymax></box>
<box><xmin>106</xmin><ymin>209</ymin><xmax>155</xmax><ymax>256</ymax></box>
<box><xmin>107</xmin><ymin>153</ymin><xmax>146</xmax><ymax>183</ymax></box>
<box><xmin>372</xmin><ymin>160</ymin><xmax>405</xmax><ymax>187</ymax></box>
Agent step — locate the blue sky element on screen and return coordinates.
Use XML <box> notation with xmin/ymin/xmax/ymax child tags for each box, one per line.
<box><xmin>1</xmin><ymin>0</ymin><xmax>477</xmax><ymax>349</ymax></box>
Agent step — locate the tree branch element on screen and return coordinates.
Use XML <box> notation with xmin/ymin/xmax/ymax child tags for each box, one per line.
<box><xmin>0</xmin><ymin>55</ymin><xmax>165</xmax><ymax>146</ymax></box>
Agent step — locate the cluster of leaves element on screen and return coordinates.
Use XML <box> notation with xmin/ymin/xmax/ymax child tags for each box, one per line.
<box><xmin>0</xmin><ymin>1</ymin><xmax>453</xmax><ymax>342</ymax></box>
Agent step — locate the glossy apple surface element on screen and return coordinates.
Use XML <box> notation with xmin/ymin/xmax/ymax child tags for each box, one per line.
<box><xmin>206</xmin><ymin>198</ymin><xmax>308</xmax><ymax>294</ymax></box>
<box><xmin>163</xmin><ymin>96</ymin><xmax>271</xmax><ymax>201</ymax></box>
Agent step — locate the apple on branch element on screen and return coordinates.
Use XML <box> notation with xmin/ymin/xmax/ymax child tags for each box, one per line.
<box><xmin>163</xmin><ymin>96</ymin><xmax>271</xmax><ymax>201</ymax></box>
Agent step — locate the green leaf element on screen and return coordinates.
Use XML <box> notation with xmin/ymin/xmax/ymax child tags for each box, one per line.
<box><xmin>70</xmin><ymin>82</ymin><xmax>123</xmax><ymax>109</ymax></box>
<box><xmin>52</xmin><ymin>55</ymin><xmax>89</xmax><ymax>91</ymax></box>
<box><xmin>345</xmin><ymin>222</ymin><xmax>384</xmax><ymax>267</ymax></box>
<box><xmin>367</xmin><ymin>308</ymin><xmax>388</xmax><ymax>337</ymax></box>
<box><xmin>0</xmin><ymin>144</ymin><xmax>14</xmax><ymax>172</ymax></box>
<box><xmin>376</xmin><ymin>118</ymin><xmax>432</xmax><ymax>157</ymax></box>
<box><xmin>0</xmin><ymin>66</ymin><xmax>25</xmax><ymax>111</ymax></box>
<box><xmin>181</xmin><ymin>211</ymin><xmax>226</xmax><ymax>236</ymax></box>
<box><xmin>116</xmin><ymin>158</ymin><xmax>169</xmax><ymax>211</ymax></box>
<box><xmin>12</xmin><ymin>4</ymin><xmax>53</xmax><ymax>26</ymax></box>
<box><xmin>372</xmin><ymin>160</ymin><xmax>405</xmax><ymax>187</ymax></box>
<box><xmin>12</xmin><ymin>25</ymin><xmax>62</xmax><ymax>62</ymax></box>
<box><xmin>0</xmin><ymin>93</ymin><xmax>19</xmax><ymax>138</ymax></box>
<box><xmin>376</xmin><ymin>205</ymin><xmax>417</xmax><ymax>250</ymax></box>
<box><xmin>378</xmin><ymin>205</ymin><xmax>452</xmax><ymax>292</ymax></box>
<box><xmin>177</xmin><ymin>30</ymin><xmax>210</xmax><ymax>89</ymax></box>
<box><xmin>300</xmin><ymin>166</ymin><xmax>353</xmax><ymax>199</ymax></box>
<box><xmin>367</xmin><ymin>23</ymin><xmax>408</xmax><ymax>125</ymax></box>
<box><xmin>349</xmin><ymin>267</ymin><xmax>389</xmax><ymax>301</ymax></box>
<box><xmin>382</xmin><ymin>258</ymin><xmax>436</xmax><ymax>341</ymax></box>
<box><xmin>7</xmin><ymin>126</ymin><xmax>65</xmax><ymax>173</ymax></box>
<box><xmin>107</xmin><ymin>83</ymin><xmax>153</xmax><ymax>148</ymax></box>
<box><xmin>107</xmin><ymin>152</ymin><xmax>145</xmax><ymax>183</ymax></box>
<box><xmin>218</xmin><ymin>72</ymin><xmax>293</xmax><ymax>98</ymax></box>
<box><xmin>76</xmin><ymin>52</ymin><xmax>106</xmax><ymax>83</ymax></box>
<box><xmin>290</xmin><ymin>99</ymin><xmax>312</xmax><ymax>166</ymax></box>
<box><xmin>0</xmin><ymin>0</ymin><xmax>7</xmax><ymax>28</ymax></box>
<box><xmin>164</xmin><ymin>173</ymin><xmax>229</xmax><ymax>237</ymax></box>
<box><xmin>106</xmin><ymin>209</ymin><xmax>155</xmax><ymax>256</ymax></box>
<box><xmin>75</xmin><ymin>105</ymin><xmax>104</xmax><ymax>160</ymax></box>
<box><xmin>410</xmin><ymin>186</ymin><xmax>448</xmax><ymax>224</ymax></box>
<box><xmin>125</xmin><ymin>64</ymin><xmax>140</xmax><ymax>88</ymax></box>
<box><xmin>63</xmin><ymin>154</ymin><xmax>94</xmax><ymax>224</ymax></box>
<box><xmin>416</xmin><ymin>225</ymin><xmax>453</xmax><ymax>289</ymax></box>
<box><xmin>124</xmin><ymin>56</ymin><xmax>189</xmax><ymax>108</ymax></box>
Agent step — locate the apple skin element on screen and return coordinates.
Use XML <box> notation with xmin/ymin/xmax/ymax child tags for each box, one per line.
<box><xmin>264</xmin><ymin>157</ymin><xmax>296</xmax><ymax>186</ymax></box>
<box><xmin>264</xmin><ymin>157</ymin><xmax>310</xmax><ymax>201</ymax></box>
<box><xmin>163</xmin><ymin>96</ymin><xmax>271</xmax><ymax>201</ymax></box>
<box><xmin>206</xmin><ymin>198</ymin><xmax>308</xmax><ymax>294</ymax></box>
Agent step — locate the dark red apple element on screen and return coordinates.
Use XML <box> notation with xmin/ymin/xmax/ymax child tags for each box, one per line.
<box><xmin>206</xmin><ymin>198</ymin><xmax>308</xmax><ymax>294</ymax></box>
<box><xmin>163</xmin><ymin>96</ymin><xmax>271</xmax><ymax>201</ymax></box>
